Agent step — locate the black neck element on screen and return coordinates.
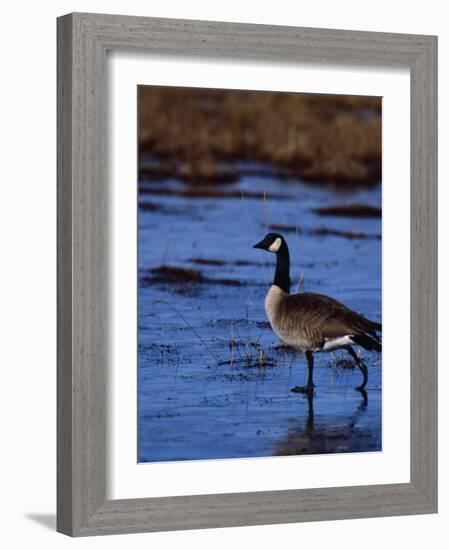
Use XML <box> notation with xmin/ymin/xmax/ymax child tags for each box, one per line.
<box><xmin>274</xmin><ymin>242</ymin><xmax>290</xmax><ymax>294</ymax></box>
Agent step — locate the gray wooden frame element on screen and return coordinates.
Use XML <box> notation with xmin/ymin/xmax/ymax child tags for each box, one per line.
<box><xmin>57</xmin><ymin>12</ymin><xmax>438</xmax><ymax>537</ymax></box>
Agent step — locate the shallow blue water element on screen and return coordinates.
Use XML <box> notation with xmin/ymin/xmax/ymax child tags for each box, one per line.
<box><xmin>138</xmin><ymin>165</ymin><xmax>382</xmax><ymax>462</ymax></box>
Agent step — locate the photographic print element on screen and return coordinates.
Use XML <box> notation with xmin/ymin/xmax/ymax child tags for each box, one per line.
<box><xmin>138</xmin><ymin>86</ymin><xmax>382</xmax><ymax>463</ymax></box>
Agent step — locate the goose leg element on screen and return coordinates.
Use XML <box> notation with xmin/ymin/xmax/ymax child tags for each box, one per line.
<box><xmin>291</xmin><ymin>351</ymin><xmax>315</xmax><ymax>394</ymax></box>
<box><xmin>345</xmin><ymin>345</ymin><xmax>368</xmax><ymax>390</ymax></box>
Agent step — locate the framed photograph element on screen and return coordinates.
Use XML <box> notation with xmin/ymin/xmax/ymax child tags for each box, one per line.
<box><xmin>57</xmin><ymin>13</ymin><xmax>437</xmax><ymax>536</ymax></box>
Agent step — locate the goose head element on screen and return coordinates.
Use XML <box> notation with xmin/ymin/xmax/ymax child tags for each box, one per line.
<box><xmin>253</xmin><ymin>233</ymin><xmax>286</xmax><ymax>254</ymax></box>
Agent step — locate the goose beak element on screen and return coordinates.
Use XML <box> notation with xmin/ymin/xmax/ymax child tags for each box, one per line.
<box><xmin>253</xmin><ymin>239</ymin><xmax>265</xmax><ymax>250</ymax></box>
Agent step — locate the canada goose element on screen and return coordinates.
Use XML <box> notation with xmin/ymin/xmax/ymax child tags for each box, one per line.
<box><xmin>253</xmin><ymin>233</ymin><xmax>381</xmax><ymax>394</ymax></box>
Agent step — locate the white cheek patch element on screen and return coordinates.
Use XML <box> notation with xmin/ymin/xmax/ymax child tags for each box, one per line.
<box><xmin>268</xmin><ymin>237</ymin><xmax>282</xmax><ymax>252</ymax></box>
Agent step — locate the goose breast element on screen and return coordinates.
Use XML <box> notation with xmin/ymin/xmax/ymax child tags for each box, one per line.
<box><xmin>265</xmin><ymin>285</ymin><xmax>319</xmax><ymax>351</ymax></box>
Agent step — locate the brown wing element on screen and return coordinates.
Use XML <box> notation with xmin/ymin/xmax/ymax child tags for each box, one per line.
<box><xmin>278</xmin><ymin>292</ymin><xmax>381</xmax><ymax>348</ymax></box>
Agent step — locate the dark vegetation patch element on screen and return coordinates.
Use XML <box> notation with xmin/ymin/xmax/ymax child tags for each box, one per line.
<box><xmin>187</xmin><ymin>257</ymin><xmax>269</xmax><ymax>267</ymax></box>
<box><xmin>314</xmin><ymin>203</ymin><xmax>382</xmax><ymax>218</ymax></box>
<box><xmin>139</xmin><ymin>87</ymin><xmax>381</xmax><ymax>187</ymax></box>
<box><xmin>218</xmin><ymin>358</ymin><xmax>276</xmax><ymax>368</ymax></box>
<box><xmin>219</xmin><ymin>340</ymin><xmax>277</xmax><ymax>370</ymax></box>
<box><xmin>148</xmin><ymin>265</ymin><xmax>204</xmax><ymax>283</ymax></box>
<box><xmin>268</xmin><ymin>223</ymin><xmax>302</xmax><ymax>234</ymax></box>
<box><xmin>138</xmin><ymin>201</ymin><xmax>164</xmax><ymax>212</ymax></box>
<box><xmin>313</xmin><ymin>227</ymin><xmax>381</xmax><ymax>240</ymax></box>
<box><xmin>268</xmin><ymin>223</ymin><xmax>381</xmax><ymax>240</ymax></box>
<box><xmin>140</xmin><ymin>265</ymin><xmax>243</xmax><ymax>291</ymax></box>
<box><xmin>208</xmin><ymin>319</ymin><xmax>271</xmax><ymax>331</ymax></box>
<box><xmin>139</xmin><ymin>159</ymin><xmax>238</xmax><ymax>185</ymax></box>
<box><xmin>256</xmin><ymin>321</ymin><xmax>272</xmax><ymax>329</ymax></box>
<box><xmin>138</xmin><ymin>201</ymin><xmax>185</xmax><ymax>214</ymax></box>
<box><xmin>141</xmin><ymin>412</ymin><xmax>181</xmax><ymax>419</ymax></box>
<box><xmin>139</xmin><ymin>187</ymin><xmax>288</xmax><ymax>200</ymax></box>
<box><xmin>140</xmin><ymin>343</ymin><xmax>173</xmax><ymax>352</ymax></box>
<box><xmin>138</xmin><ymin>162</ymin><xmax>175</xmax><ymax>182</ymax></box>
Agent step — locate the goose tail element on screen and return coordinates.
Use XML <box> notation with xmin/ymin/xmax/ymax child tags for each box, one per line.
<box><xmin>352</xmin><ymin>333</ymin><xmax>382</xmax><ymax>353</ymax></box>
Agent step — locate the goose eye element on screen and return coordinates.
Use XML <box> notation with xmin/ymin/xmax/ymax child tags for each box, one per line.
<box><xmin>268</xmin><ymin>237</ymin><xmax>282</xmax><ymax>252</ymax></box>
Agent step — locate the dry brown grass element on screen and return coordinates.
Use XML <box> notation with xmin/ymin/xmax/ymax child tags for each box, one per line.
<box><xmin>314</xmin><ymin>204</ymin><xmax>382</xmax><ymax>218</ymax></box>
<box><xmin>139</xmin><ymin>86</ymin><xmax>381</xmax><ymax>188</ymax></box>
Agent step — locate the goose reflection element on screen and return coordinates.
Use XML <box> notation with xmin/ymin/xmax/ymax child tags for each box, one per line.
<box><xmin>275</xmin><ymin>388</ymin><xmax>380</xmax><ymax>456</ymax></box>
